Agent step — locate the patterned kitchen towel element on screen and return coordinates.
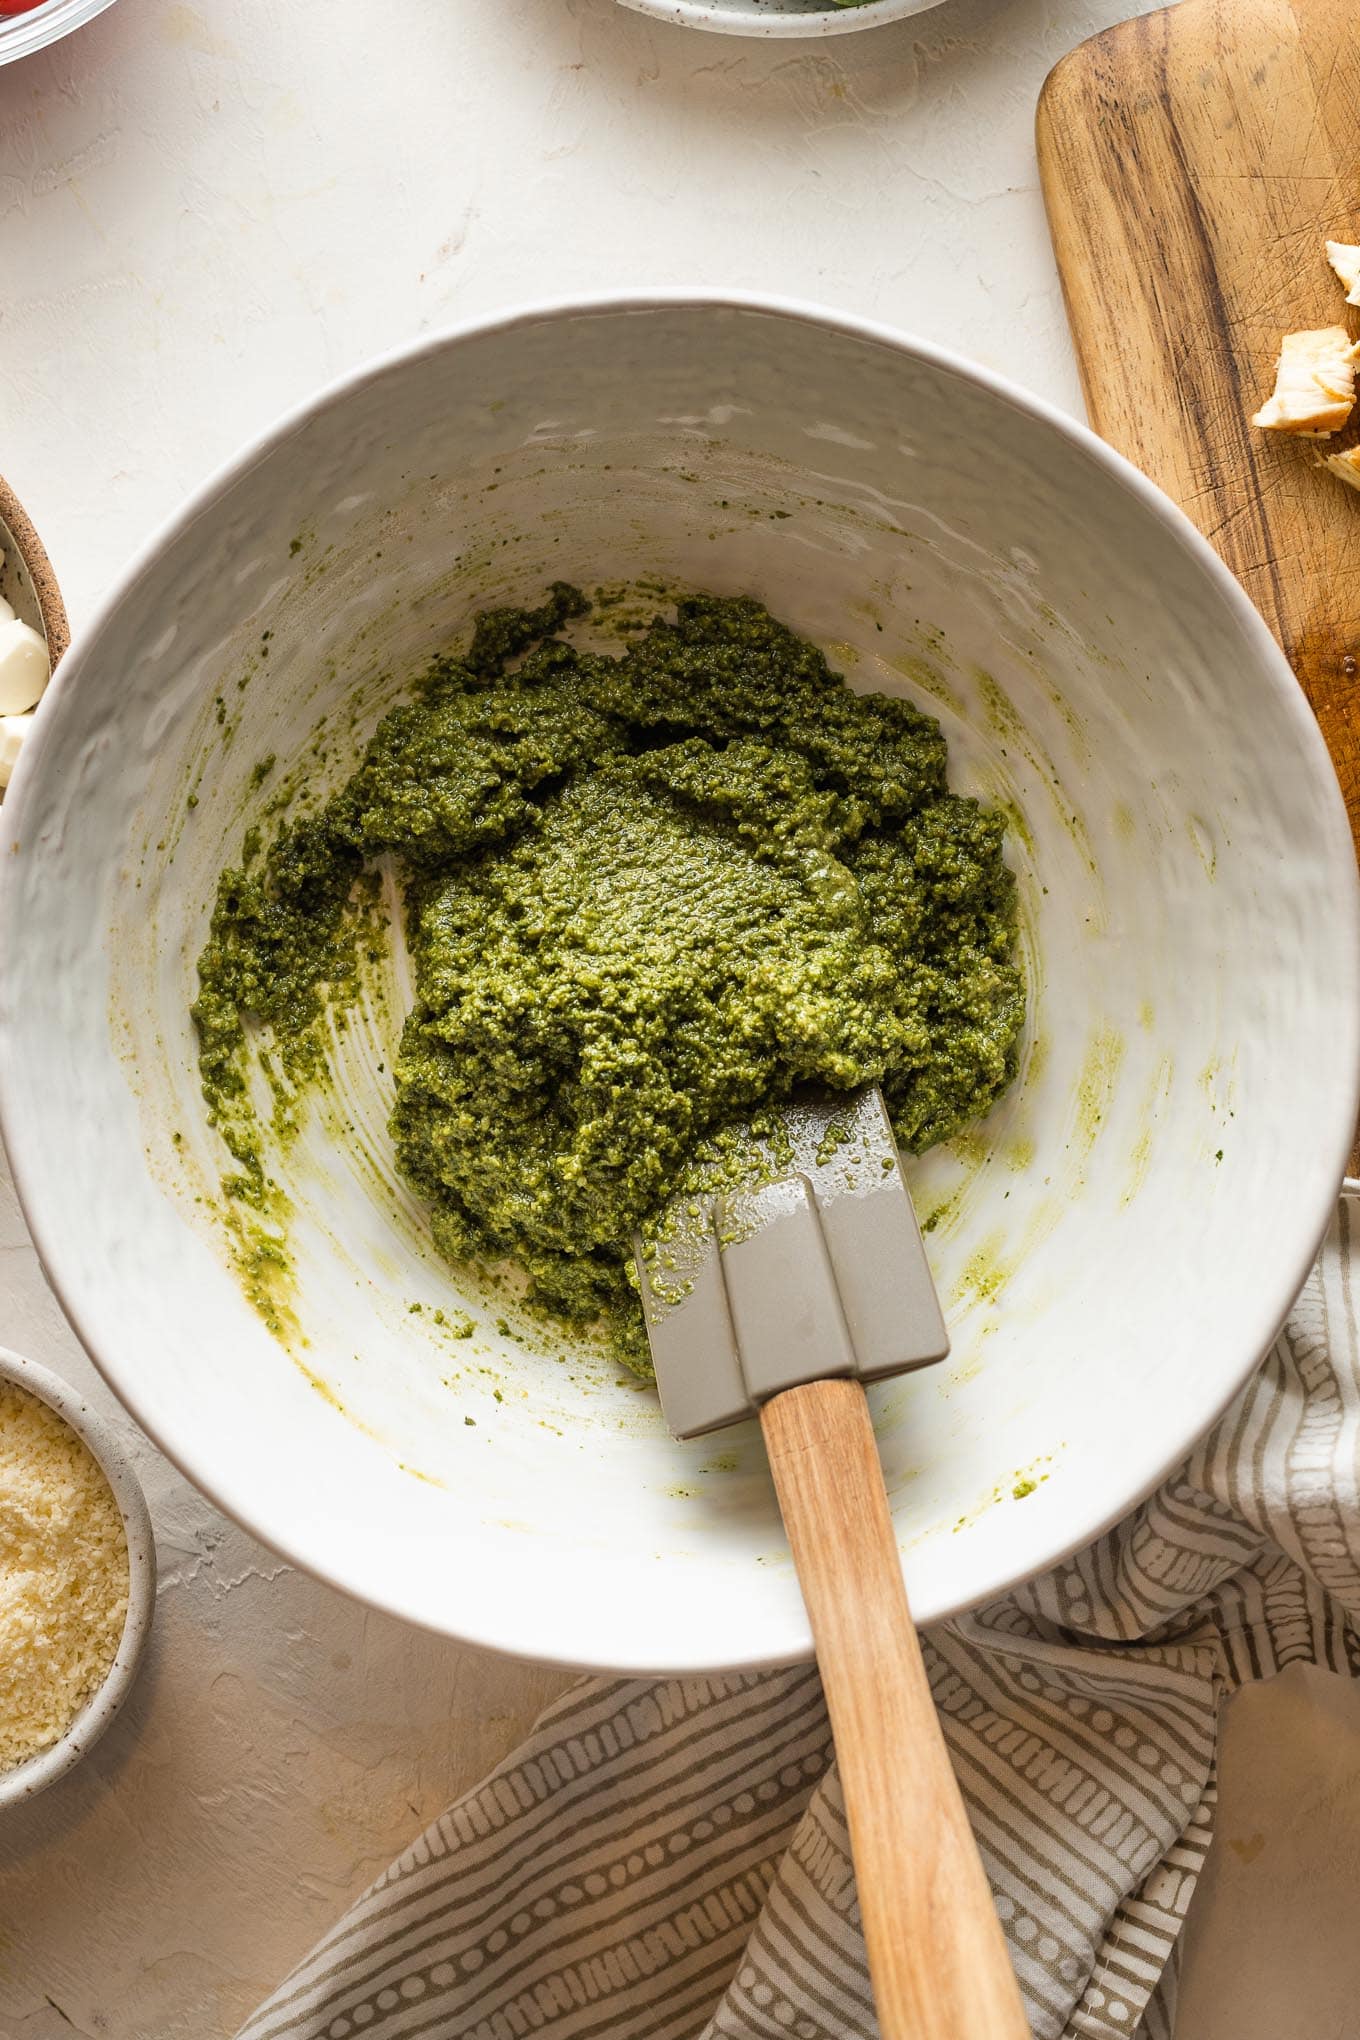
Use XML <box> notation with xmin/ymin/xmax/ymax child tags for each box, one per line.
<box><xmin>238</xmin><ymin>1196</ymin><xmax>1360</xmax><ymax>2040</ymax></box>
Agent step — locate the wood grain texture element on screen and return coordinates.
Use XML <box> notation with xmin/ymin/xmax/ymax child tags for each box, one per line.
<box><xmin>760</xmin><ymin>1380</ymin><xmax>1029</xmax><ymax>2040</ymax></box>
<box><xmin>1036</xmin><ymin>0</ymin><xmax>1360</xmax><ymax>853</ymax></box>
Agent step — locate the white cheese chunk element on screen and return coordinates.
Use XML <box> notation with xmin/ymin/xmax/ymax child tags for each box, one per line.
<box><xmin>0</xmin><ymin>713</ymin><xmax>32</xmax><ymax>790</ymax></box>
<box><xmin>1323</xmin><ymin>445</ymin><xmax>1360</xmax><ymax>495</ymax></box>
<box><xmin>1252</xmin><ymin>327</ymin><xmax>1360</xmax><ymax>436</ymax></box>
<box><xmin>0</xmin><ymin>617</ymin><xmax>50</xmax><ymax>716</ymax></box>
<box><xmin>1325</xmin><ymin>240</ymin><xmax>1360</xmax><ymax>307</ymax></box>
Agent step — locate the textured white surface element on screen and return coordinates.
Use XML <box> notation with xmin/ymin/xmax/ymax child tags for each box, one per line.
<box><xmin>12</xmin><ymin>295</ymin><xmax>1354</xmax><ymax>1676</ymax></box>
<box><xmin>0</xmin><ymin>0</ymin><xmax>1358</xmax><ymax>2033</ymax></box>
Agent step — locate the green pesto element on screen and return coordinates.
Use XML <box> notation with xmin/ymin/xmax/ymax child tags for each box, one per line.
<box><xmin>194</xmin><ymin>588</ymin><xmax>1024</xmax><ymax>1371</ymax></box>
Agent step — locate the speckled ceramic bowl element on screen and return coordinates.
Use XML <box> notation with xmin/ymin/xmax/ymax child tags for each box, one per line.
<box><xmin>0</xmin><ymin>1348</ymin><xmax>155</xmax><ymax>1809</ymax></box>
<box><xmin>1</xmin><ymin>293</ymin><xmax>1357</xmax><ymax>1675</ymax></box>
<box><xmin>0</xmin><ymin>475</ymin><xmax>69</xmax><ymax>670</ymax></box>
<box><xmin>617</xmin><ymin>0</ymin><xmax>943</xmax><ymax>35</ymax></box>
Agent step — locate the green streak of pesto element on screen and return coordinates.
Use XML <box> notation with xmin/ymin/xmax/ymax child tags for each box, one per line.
<box><xmin>193</xmin><ymin>587</ymin><xmax>1024</xmax><ymax>1372</ymax></box>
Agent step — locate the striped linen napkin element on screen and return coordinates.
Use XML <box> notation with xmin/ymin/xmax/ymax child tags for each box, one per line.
<box><xmin>239</xmin><ymin>1196</ymin><xmax>1360</xmax><ymax>2040</ymax></box>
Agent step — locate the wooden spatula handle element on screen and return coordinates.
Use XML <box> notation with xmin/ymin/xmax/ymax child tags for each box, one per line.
<box><xmin>761</xmin><ymin>1378</ymin><xmax>1029</xmax><ymax>2040</ymax></box>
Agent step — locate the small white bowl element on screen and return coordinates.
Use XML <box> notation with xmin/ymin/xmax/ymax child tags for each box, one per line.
<box><xmin>617</xmin><ymin>0</ymin><xmax>945</xmax><ymax>37</ymax></box>
<box><xmin>0</xmin><ymin>1347</ymin><xmax>155</xmax><ymax>1808</ymax></box>
<box><xmin>0</xmin><ymin>0</ymin><xmax>119</xmax><ymax>66</ymax></box>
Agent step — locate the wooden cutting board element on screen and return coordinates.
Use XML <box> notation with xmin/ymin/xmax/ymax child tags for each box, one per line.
<box><xmin>1037</xmin><ymin>0</ymin><xmax>1360</xmax><ymax>860</ymax></box>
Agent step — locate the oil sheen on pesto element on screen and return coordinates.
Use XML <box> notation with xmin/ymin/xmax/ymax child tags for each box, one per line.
<box><xmin>194</xmin><ymin>588</ymin><xmax>1025</xmax><ymax>1371</ymax></box>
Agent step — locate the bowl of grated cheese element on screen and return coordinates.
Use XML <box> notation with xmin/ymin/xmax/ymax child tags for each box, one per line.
<box><xmin>0</xmin><ymin>1347</ymin><xmax>155</xmax><ymax>1807</ymax></box>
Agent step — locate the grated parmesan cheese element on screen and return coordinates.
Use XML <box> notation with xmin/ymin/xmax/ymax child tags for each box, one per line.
<box><xmin>0</xmin><ymin>1381</ymin><xmax>129</xmax><ymax>1773</ymax></box>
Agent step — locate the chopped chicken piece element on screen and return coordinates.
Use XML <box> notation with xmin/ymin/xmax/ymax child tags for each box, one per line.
<box><xmin>1252</xmin><ymin>327</ymin><xmax>1360</xmax><ymax>436</ymax></box>
<box><xmin>1325</xmin><ymin>240</ymin><xmax>1360</xmax><ymax>307</ymax></box>
<box><xmin>1323</xmin><ymin>445</ymin><xmax>1360</xmax><ymax>495</ymax></box>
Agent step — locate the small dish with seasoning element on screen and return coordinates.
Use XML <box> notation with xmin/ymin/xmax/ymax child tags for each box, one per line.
<box><xmin>0</xmin><ymin>1347</ymin><xmax>155</xmax><ymax>1810</ymax></box>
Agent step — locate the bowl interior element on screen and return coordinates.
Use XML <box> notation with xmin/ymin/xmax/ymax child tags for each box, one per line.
<box><xmin>2</xmin><ymin>300</ymin><xmax>1355</xmax><ymax>1672</ymax></box>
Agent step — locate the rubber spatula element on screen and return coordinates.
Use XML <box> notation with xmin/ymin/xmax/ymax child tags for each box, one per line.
<box><xmin>635</xmin><ymin>1087</ymin><xmax>1029</xmax><ymax>2040</ymax></box>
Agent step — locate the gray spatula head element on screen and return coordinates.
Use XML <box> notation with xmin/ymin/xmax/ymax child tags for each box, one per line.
<box><xmin>634</xmin><ymin>1087</ymin><xmax>949</xmax><ymax>1442</ymax></box>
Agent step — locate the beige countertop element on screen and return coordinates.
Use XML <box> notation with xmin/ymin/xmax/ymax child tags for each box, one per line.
<box><xmin>1</xmin><ymin>0</ymin><xmax>1358</xmax><ymax>2029</ymax></box>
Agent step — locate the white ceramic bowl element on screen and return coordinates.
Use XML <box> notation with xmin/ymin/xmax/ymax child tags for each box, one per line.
<box><xmin>617</xmin><ymin>0</ymin><xmax>944</xmax><ymax>37</ymax></box>
<box><xmin>0</xmin><ymin>0</ymin><xmax>119</xmax><ymax>65</ymax></box>
<box><xmin>1</xmin><ymin>294</ymin><xmax>1356</xmax><ymax>1675</ymax></box>
<box><xmin>0</xmin><ymin>1348</ymin><xmax>155</xmax><ymax>1807</ymax></box>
